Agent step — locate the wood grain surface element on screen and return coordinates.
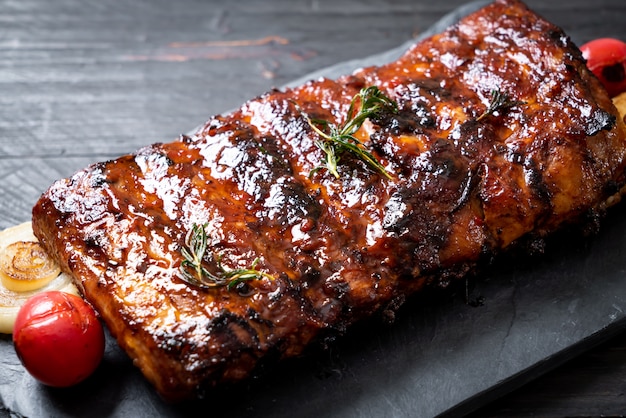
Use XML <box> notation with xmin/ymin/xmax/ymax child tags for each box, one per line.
<box><xmin>1</xmin><ymin>0</ymin><xmax>626</xmax><ymax>416</ymax></box>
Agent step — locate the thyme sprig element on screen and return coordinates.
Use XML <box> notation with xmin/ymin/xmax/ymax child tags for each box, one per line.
<box><xmin>476</xmin><ymin>89</ymin><xmax>526</xmax><ymax>121</ymax></box>
<box><xmin>302</xmin><ymin>85</ymin><xmax>397</xmax><ymax>179</ymax></box>
<box><xmin>179</xmin><ymin>223</ymin><xmax>272</xmax><ymax>291</ymax></box>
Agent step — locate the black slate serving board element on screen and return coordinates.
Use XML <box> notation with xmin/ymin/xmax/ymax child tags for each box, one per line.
<box><xmin>2</xmin><ymin>1</ymin><xmax>626</xmax><ymax>417</ymax></box>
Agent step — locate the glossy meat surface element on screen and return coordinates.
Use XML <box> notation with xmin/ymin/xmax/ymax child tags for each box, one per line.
<box><xmin>31</xmin><ymin>0</ymin><xmax>626</xmax><ymax>401</ymax></box>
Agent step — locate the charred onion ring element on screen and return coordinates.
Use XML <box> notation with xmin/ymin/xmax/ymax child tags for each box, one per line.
<box><xmin>0</xmin><ymin>222</ymin><xmax>78</xmax><ymax>334</ymax></box>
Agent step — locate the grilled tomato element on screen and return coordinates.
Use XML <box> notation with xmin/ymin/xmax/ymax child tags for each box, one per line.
<box><xmin>581</xmin><ymin>38</ymin><xmax>626</xmax><ymax>97</ymax></box>
<box><xmin>12</xmin><ymin>291</ymin><xmax>105</xmax><ymax>387</ymax></box>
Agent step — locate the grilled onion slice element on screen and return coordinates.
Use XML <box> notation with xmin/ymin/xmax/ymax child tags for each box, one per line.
<box><xmin>0</xmin><ymin>222</ymin><xmax>78</xmax><ymax>334</ymax></box>
<box><xmin>614</xmin><ymin>91</ymin><xmax>626</xmax><ymax>120</ymax></box>
<box><xmin>1</xmin><ymin>241</ymin><xmax>61</xmax><ymax>292</ymax></box>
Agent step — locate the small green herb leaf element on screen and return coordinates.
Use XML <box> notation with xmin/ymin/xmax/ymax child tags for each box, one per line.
<box><xmin>179</xmin><ymin>223</ymin><xmax>272</xmax><ymax>291</ymax></box>
<box><xmin>477</xmin><ymin>89</ymin><xmax>526</xmax><ymax>121</ymax></box>
<box><xmin>301</xmin><ymin>85</ymin><xmax>397</xmax><ymax>179</ymax></box>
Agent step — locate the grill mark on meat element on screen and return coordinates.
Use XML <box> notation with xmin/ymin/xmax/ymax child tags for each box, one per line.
<box><xmin>31</xmin><ymin>0</ymin><xmax>626</xmax><ymax>401</ymax></box>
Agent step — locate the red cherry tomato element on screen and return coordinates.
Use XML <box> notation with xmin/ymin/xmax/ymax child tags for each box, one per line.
<box><xmin>580</xmin><ymin>38</ymin><xmax>626</xmax><ymax>98</ymax></box>
<box><xmin>12</xmin><ymin>291</ymin><xmax>105</xmax><ymax>387</ymax></box>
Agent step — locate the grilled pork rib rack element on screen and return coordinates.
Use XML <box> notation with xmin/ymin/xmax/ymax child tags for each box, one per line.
<box><xmin>31</xmin><ymin>0</ymin><xmax>626</xmax><ymax>401</ymax></box>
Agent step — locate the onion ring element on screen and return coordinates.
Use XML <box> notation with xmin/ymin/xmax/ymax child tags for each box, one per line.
<box><xmin>0</xmin><ymin>222</ymin><xmax>78</xmax><ymax>334</ymax></box>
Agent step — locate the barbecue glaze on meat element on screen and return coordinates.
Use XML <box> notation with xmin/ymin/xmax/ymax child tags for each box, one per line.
<box><xmin>31</xmin><ymin>0</ymin><xmax>626</xmax><ymax>401</ymax></box>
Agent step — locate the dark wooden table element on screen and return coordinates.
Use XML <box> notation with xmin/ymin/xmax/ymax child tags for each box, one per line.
<box><xmin>1</xmin><ymin>0</ymin><xmax>626</xmax><ymax>416</ymax></box>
